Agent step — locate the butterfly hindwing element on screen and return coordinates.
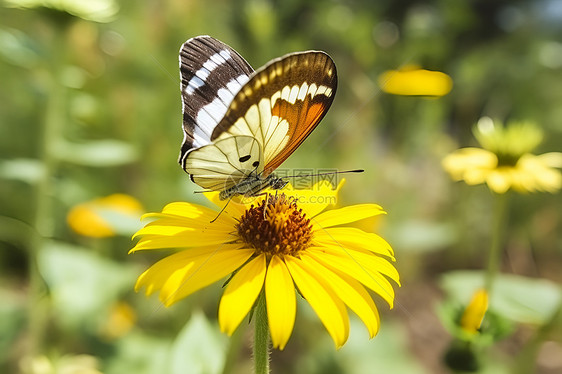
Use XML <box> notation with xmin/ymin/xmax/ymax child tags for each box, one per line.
<box><xmin>210</xmin><ymin>51</ymin><xmax>337</xmax><ymax>175</ymax></box>
<box><xmin>179</xmin><ymin>35</ymin><xmax>254</xmax><ymax>164</ymax></box>
<box><xmin>182</xmin><ymin>135</ymin><xmax>264</xmax><ymax>191</ymax></box>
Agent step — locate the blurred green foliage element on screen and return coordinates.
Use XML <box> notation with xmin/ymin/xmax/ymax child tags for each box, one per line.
<box><xmin>1</xmin><ymin>0</ymin><xmax>561</xmax><ymax>373</ymax></box>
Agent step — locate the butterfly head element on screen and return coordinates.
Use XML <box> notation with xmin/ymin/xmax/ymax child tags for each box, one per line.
<box><xmin>267</xmin><ymin>174</ymin><xmax>288</xmax><ymax>191</ymax></box>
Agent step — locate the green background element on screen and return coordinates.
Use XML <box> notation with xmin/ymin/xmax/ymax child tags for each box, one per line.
<box><xmin>1</xmin><ymin>1</ymin><xmax>561</xmax><ymax>373</ymax></box>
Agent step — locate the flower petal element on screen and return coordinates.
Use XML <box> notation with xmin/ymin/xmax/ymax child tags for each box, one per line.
<box><xmin>312</xmin><ymin>204</ymin><xmax>386</xmax><ymax>229</ymax></box>
<box><xmin>285</xmin><ymin>179</ymin><xmax>345</xmax><ymax>218</ymax></box>
<box><xmin>486</xmin><ymin>168</ymin><xmax>511</xmax><ymax>194</ymax></box>
<box><xmin>306</xmin><ymin>247</ymin><xmax>397</xmax><ymax>308</ymax></box>
<box><xmin>130</xmin><ymin>213</ymin><xmax>235</xmax><ymax>252</ymax></box>
<box><xmin>313</xmin><ymin>227</ymin><xmax>394</xmax><ymax>259</ymax></box>
<box><xmin>203</xmin><ymin>191</ymin><xmax>250</xmax><ymax>218</ymax></box>
<box><xmin>219</xmin><ymin>254</ymin><xmax>266</xmax><ymax>336</ymax></box>
<box><xmin>300</xmin><ymin>253</ymin><xmax>380</xmax><ymax>338</ymax></box>
<box><xmin>159</xmin><ymin>201</ymin><xmax>237</xmax><ymax>224</ymax></box>
<box><xmin>285</xmin><ymin>256</ymin><xmax>349</xmax><ymax>349</ymax></box>
<box><xmin>442</xmin><ymin>148</ymin><xmax>497</xmax><ymax>183</ymax></box>
<box><xmin>135</xmin><ymin>244</ymin><xmax>254</xmax><ymax>306</ymax></box>
<box><xmin>265</xmin><ymin>256</ymin><xmax>296</xmax><ymax>350</ymax></box>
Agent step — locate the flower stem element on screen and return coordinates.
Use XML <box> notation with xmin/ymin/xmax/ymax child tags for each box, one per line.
<box><xmin>484</xmin><ymin>192</ymin><xmax>509</xmax><ymax>297</ymax></box>
<box><xmin>253</xmin><ymin>292</ymin><xmax>270</xmax><ymax>374</ymax></box>
<box><xmin>28</xmin><ymin>70</ymin><xmax>61</xmax><ymax>357</ymax></box>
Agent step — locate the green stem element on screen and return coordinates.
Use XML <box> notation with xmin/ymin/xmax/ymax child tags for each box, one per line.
<box><xmin>512</xmin><ymin>304</ymin><xmax>562</xmax><ymax>374</ymax></box>
<box><xmin>484</xmin><ymin>192</ymin><xmax>509</xmax><ymax>298</ymax></box>
<box><xmin>253</xmin><ymin>292</ymin><xmax>270</xmax><ymax>374</ymax></box>
<box><xmin>28</xmin><ymin>61</ymin><xmax>64</xmax><ymax>356</ymax></box>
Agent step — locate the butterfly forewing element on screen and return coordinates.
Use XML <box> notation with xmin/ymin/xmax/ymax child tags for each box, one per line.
<box><xmin>210</xmin><ymin>51</ymin><xmax>337</xmax><ymax>175</ymax></box>
<box><xmin>179</xmin><ymin>35</ymin><xmax>254</xmax><ymax>165</ymax></box>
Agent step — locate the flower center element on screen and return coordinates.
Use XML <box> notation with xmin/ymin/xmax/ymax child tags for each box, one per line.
<box><xmin>236</xmin><ymin>194</ymin><xmax>313</xmax><ymax>257</ymax></box>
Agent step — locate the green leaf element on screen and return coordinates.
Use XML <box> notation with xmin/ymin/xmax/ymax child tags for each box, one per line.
<box><xmin>314</xmin><ymin>320</ymin><xmax>426</xmax><ymax>374</ymax></box>
<box><xmin>54</xmin><ymin>139</ymin><xmax>138</xmax><ymax>167</ymax></box>
<box><xmin>95</xmin><ymin>207</ymin><xmax>143</xmax><ymax>236</ymax></box>
<box><xmin>105</xmin><ymin>331</ymin><xmax>170</xmax><ymax>374</ymax></box>
<box><xmin>0</xmin><ymin>158</ymin><xmax>45</xmax><ymax>184</ymax></box>
<box><xmin>0</xmin><ymin>288</ymin><xmax>26</xmax><ymax>360</ymax></box>
<box><xmin>0</xmin><ymin>28</ymin><xmax>39</xmax><ymax>68</ymax></box>
<box><xmin>387</xmin><ymin>220</ymin><xmax>458</xmax><ymax>253</ymax></box>
<box><xmin>170</xmin><ymin>311</ymin><xmax>228</xmax><ymax>374</ymax></box>
<box><xmin>440</xmin><ymin>270</ymin><xmax>562</xmax><ymax>325</ymax></box>
<box><xmin>38</xmin><ymin>240</ymin><xmax>139</xmax><ymax>328</ymax></box>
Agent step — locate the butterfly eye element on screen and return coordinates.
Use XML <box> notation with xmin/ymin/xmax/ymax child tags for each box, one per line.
<box><xmin>239</xmin><ymin>155</ymin><xmax>251</xmax><ymax>162</ymax></box>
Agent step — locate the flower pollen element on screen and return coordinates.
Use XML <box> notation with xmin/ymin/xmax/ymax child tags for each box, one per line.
<box><xmin>237</xmin><ymin>194</ymin><xmax>313</xmax><ymax>257</ymax></box>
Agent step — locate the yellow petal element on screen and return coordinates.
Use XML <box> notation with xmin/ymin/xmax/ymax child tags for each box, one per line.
<box><xmin>300</xmin><ymin>254</ymin><xmax>380</xmax><ymax>338</ymax></box>
<box><xmin>312</xmin><ymin>204</ymin><xmax>385</xmax><ymax>229</ymax></box>
<box><xmin>135</xmin><ymin>244</ymin><xmax>254</xmax><ymax>306</ymax></box>
<box><xmin>486</xmin><ymin>168</ymin><xmax>512</xmax><ymax>194</ymax></box>
<box><xmin>313</xmin><ymin>227</ymin><xmax>394</xmax><ymax>259</ymax></box>
<box><xmin>460</xmin><ymin>289</ymin><xmax>488</xmax><ymax>335</ymax></box>
<box><xmin>219</xmin><ymin>254</ymin><xmax>266</xmax><ymax>335</ymax></box>
<box><xmin>203</xmin><ymin>191</ymin><xmax>250</xmax><ymax>218</ymax></box>
<box><xmin>159</xmin><ymin>201</ymin><xmax>237</xmax><ymax>224</ymax></box>
<box><xmin>306</xmin><ymin>247</ymin><xmax>397</xmax><ymax>308</ymax></box>
<box><xmin>265</xmin><ymin>256</ymin><xmax>296</xmax><ymax>350</ymax></box>
<box><xmin>130</xmin><ymin>230</ymin><xmax>234</xmax><ymax>252</ymax></box>
<box><xmin>442</xmin><ymin>148</ymin><xmax>497</xmax><ymax>182</ymax></box>
<box><xmin>519</xmin><ymin>153</ymin><xmax>562</xmax><ymax>193</ymax></box>
<box><xmin>286</xmin><ymin>179</ymin><xmax>345</xmax><ymax>218</ymax></box>
<box><xmin>67</xmin><ymin>193</ymin><xmax>144</xmax><ymax>238</ymax></box>
<box><xmin>536</xmin><ymin>152</ymin><xmax>562</xmax><ymax>168</ymax></box>
<box><xmin>285</xmin><ymin>256</ymin><xmax>349</xmax><ymax>349</ymax></box>
<box><xmin>319</xmin><ymin>244</ymin><xmax>400</xmax><ymax>284</ymax></box>
<box><xmin>130</xmin><ymin>212</ymin><xmax>235</xmax><ymax>252</ymax></box>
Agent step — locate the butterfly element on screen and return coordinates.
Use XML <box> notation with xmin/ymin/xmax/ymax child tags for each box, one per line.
<box><xmin>178</xmin><ymin>35</ymin><xmax>337</xmax><ymax>200</ymax></box>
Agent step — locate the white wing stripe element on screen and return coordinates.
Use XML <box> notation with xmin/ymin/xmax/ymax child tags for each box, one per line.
<box><xmin>184</xmin><ymin>49</ymin><xmax>232</xmax><ymax>96</ymax></box>
<box><xmin>184</xmin><ymin>75</ymin><xmax>205</xmax><ymax>95</ymax></box>
<box><xmin>193</xmin><ymin>75</ymin><xmax>249</xmax><ymax>147</ymax></box>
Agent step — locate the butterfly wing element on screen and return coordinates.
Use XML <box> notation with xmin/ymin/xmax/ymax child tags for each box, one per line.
<box><xmin>178</xmin><ymin>35</ymin><xmax>254</xmax><ymax>168</ymax></box>
<box><xmin>182</xmin><ymin>135</ymin><xmax>264</xmax><ymax>191</ymax></box>
<box><xmin>210</xmin><ymin>51</ymin><xmax>337</xmax><ymax>176</ymax></box>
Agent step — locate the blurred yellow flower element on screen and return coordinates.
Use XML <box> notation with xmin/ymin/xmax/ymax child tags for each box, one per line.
<box><xmin>460</xmin><ymin>289</ymin><xmax>488</xmax><ymax>335</ymax></box>
<box><xmin>20</xmin><ymin>354</ymin><xmax>102</xmax><ymax>374</ymax></box>
<box><xmin>443</xmin><ymin>118</ymin><xmax>562</xmax><ymax>194</ymax></box>
<box><xmin>379</xmin><ymin>65</ymin><xmax>453</xmax><ymax>96</ymax></box>
<box><xmin>130</xmin><ymin>181</ymin><xmax>400</xmax><ymax>350</ymax></box>
<box><xmin>100</xmin><ymin>301</ymin><xmax>137</xmax><ymax>340</ymax></box>
<box><xmin>67</xmin><ymin>194</ymin><xmax>144</xmax><ymax>238</ymax></box>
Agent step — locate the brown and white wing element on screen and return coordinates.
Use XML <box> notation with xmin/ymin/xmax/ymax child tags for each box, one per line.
<box><xmin>178</xmin><ymin>35</ymin><xmax>254</xmax><ymax>168</ymax></box>
<box><xmin>210</xmin><ymin>51</ymin><xmax>337</xmax><ymax>175</ymax></box>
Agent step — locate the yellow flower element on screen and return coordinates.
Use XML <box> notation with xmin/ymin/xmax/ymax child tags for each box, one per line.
<box><xmin>443</xmin><ymin>118</ymin><xmax>562</xmax><ymax>194</ymax></box>
<box><xmin>130</xmin><ymin>181</ymin><xmax>399</xmax><ymax>350</ymax></box>
<box><xmin>67</xmin><ymin>194</ymin><xmax>144</xmax><ymax>238</ymax></box>
<box><xmin>379</xmin><ymin>65</ymin><xmax>453</xmax><ymax>96</ymax></box>
<box><xmin>99</xmin><ymin>301</ymin><xmax>137</xmax><ymax>340</ymax></box>
<box><xmin>460</xmin><ymin>289</ymin><xmax>488</xmax><ymax>335</ymax></box>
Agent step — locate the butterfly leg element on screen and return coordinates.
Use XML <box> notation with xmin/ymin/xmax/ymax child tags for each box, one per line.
<box><xmin>210</xmin><ymin>196</ymin><xmax>234</xmax><ymax>223</ymax></box>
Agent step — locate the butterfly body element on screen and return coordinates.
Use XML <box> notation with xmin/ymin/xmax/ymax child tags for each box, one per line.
<box><xmin>218</xmin><ymin>173</ymin><xmax>287</xmax><ymax>201</ymax></box>
<box><xmin>178</xmin><ymin>36</ymin><xmax>337</xmax><ymax>197</ymax></box>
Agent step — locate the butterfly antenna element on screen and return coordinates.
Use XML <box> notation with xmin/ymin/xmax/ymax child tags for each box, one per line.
<box><xmin>282</xmin><ymin>168</ymin><xmax>364</xmax><ymax>180</ymax></box>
